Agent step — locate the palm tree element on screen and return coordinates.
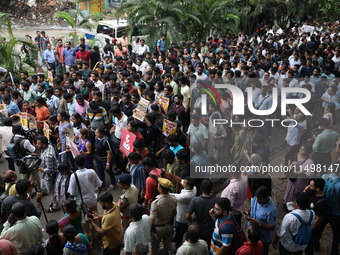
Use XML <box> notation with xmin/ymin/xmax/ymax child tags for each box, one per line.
<box><xmin>0</xmin><ymin>12</ymin><xmax>37</xmax><ymax>73</ymax></box>
<box><xmin>118</xmin><ymin>0</ymin><xmax>201</xmax><ymax>51</ymax></box>
<box><xmin>189</xmin><ymin>0</ymin><xmax>240</xmax><ymax>41</ymax></box>
<box><xmin>53</xmin><ymin>0</ymin><xmax>93</xmax><ymax>46</ymax></box>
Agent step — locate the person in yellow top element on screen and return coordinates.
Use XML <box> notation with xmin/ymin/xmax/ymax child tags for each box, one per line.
<box><xmin>117</xmin><ymin>173</ymin><xmax>138</xmax><ymax>230</ymax></box>
<box><xmin>86</xmin><ymin>192</ymin><xmax>123</xmax><ymax>254</ymax></box>
<box><xmin>164</xmin><ymin>73</ymin><xmax>179</xmax><ymax>95</ymax></box>
<box><xmin>2</xmin><ymin>170</ymin><xmax>17</xmax><ymax>197</ymax></box>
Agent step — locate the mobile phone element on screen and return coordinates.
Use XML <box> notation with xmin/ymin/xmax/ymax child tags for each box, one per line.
<box><xmin>242</xmin><ymin>212</ymin><xmax>250</xmax><ymax>219</ymax></box>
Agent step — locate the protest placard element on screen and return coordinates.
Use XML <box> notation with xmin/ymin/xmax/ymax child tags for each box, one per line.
<box><xmin>133</xmin><ymin>98</ymin><xmax>149</xmax><ymax>121</ymax></box>
<box><xmin>19</xmin><ymin>113</ymin><xmax>28</xmax><ymax>129</ymax></box>
<box><xmin>163</xmin><ymin>119</ymin><xmax>177</xmax><ymax>136</ymax></box>
<box><xmin>27</xmin><ymin>113</ymin><xmax>37</xmax><ymax>129</ymax></box>
<box><xmin>43</xmin><ymin>121</ymin><xmax>50</xmax><ymax>141</ymax></box>
<box><xmin>159</xmin><ymin>96</ymin><xmax>170</xmax><ymax>114</ymax></box>
<box><xmin>66</xmin><ymin>137</ymin><xmax>80</xmax><ymax>158</ymax></box>
<box><xmin>119</xmin><ymin>127</ymin><xmax>136</xmax><ymax>157</ymax></box>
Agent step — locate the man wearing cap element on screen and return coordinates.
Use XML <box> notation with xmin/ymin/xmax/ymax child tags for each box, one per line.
<box><xmin>150</xmin><ymin>177</ymin><xmax>177</xmax><ymax>255</ymax></box>
<box><xmin>117</xmin><ymin>173</ymin><xmax>138</xmax><ymax>230</ymax></box>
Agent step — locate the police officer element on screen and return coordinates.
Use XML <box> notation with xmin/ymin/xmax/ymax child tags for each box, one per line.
<box><xmin>150</xmin><ymin>178</ymin><xmax>177</xmax><ymax>255</ymax></box>
<box><xmin>117</xmin><ymin>173</ymin><xmax>138</xmax><ymax>230</ymax></box>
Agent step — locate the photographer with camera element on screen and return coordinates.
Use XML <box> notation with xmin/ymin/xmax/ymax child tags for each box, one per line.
<box><xmin>1</xmin><ymin>179</ymin><xmax>42</xmax><ymax>221</ymax></box>
<box><xmin>36</xmin><ymin>136</ymin><xmax>58</xmax><ymax>213</ymax></box>
<box><xmin>8</xmin><ymin>125</ymin><xmax>37</xmax><ymax>189</ymax></box>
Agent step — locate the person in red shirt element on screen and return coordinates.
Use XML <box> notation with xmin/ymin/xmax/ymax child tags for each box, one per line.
<box><xmin>235</xmin><ymin>225</ymin><xmax>264</xmax><ymax>255</ymax></box>
<box><xmin>133</xmin><ymin>139</ymin><xmax>150</xmax><ymax>159</ymax></box>
<box><xmin>114</xmin><ymin>43</ymin><xmax>129</xmax><ymax>57</ymax></box>
<box><xmin>124</xmin><ymin>78</ymin><xmax>137</xmax><ymax>94</ymax></box>
<box><xmin>142</xmin><ymin>156</ymin><xmax>165</xmax><ymax>210</ymax></box>
<box><xmin>127</xmin><ymin>120</ymin><xmax>144</xmax><ymax>141</ymax></box>
<box><xmin>76</xmin><ymin>44</ymin><xmax>91</xmax><ymax>68</ymax></box>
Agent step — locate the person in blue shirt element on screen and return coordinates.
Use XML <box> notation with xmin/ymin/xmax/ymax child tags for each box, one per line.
<box><xmin>166</xmin><ymin>134</ymin><xmax>184</xmax><ymax>157</ymax></box>
<box><xmin>44</xmin><ymin>43</ymin><xmax>56</xmax><ymax>71</ymax></box>
<box><xmin>3</xmin><ymin>94</ymin><xmax>20</xmax><ymax>117</ymax></box>
<box><xmin>243</xmin><ymin>186</ymin><xmax>278</xmax><ymax>255</ymax></box>
<box><xmin>156</xmin><ymin>34</ymin><xmax>166</xmax><ymax>57</ymax></box>
<box><xmin>64</xmin><ymin>93</ymin><xmax>76</xmax><ymax>117</ymax></box>
<box><xmin>210</xmin><ymin>197</ymin><xmax>237</xmax><ymax>255</ymax></box>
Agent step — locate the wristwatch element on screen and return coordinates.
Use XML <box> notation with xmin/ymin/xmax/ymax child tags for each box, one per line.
<box><xmin>106</xmin><ymin>163</ymin><xmax>110</xmax><ymax>166</ymax></box>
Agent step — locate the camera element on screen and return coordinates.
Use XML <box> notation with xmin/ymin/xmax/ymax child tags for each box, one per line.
<box><xmin>87</xmin><ymin>208</ymin><xmax>94</xmax><ymax>219</ymax></box>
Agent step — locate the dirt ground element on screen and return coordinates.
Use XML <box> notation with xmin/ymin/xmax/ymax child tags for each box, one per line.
<box><xmin>11</xmin><ymin>27</ymin><xmax>93</xmax><ymax>41</ymax></box>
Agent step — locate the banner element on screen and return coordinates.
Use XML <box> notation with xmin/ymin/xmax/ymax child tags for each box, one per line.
<box><xmin>301</xmin><ymin>25</ymin><xmax>315</xmax><ymax>34</ymax></box>
<box><xmin>66</xmin><ymin>137</ymin><xmax>80</xmax><ymax>158</ymax></box>
<box><xmin>163</xmin><ymin>119</ymin><xmax>177</xmax><ymax>136</ymax></box>
<box><xmin>159</xmin><ymin>96</ymin><xmax>170</xmax><ymax>114</ymax></box>
<box><xmin>27</xmin><ymin>113</ymin><xmax>37</xmax><ymax>129</ymax></box>
<box><xmin>133</xmin><ymin>98</ymin><xmax>149</xmax><ymax>121</ymax></box>
<box><xmin>19</xmin><ymin>113</ymin><xmax>28</xmax><ymax>129</ymax></box>
<box><xmin>43</xmin><ymin>121</ymin><xmax>50</xmax><ymax>141</ymax></box>
<box><xmin>47</xmin><ymin>71</ymin><xmax>53</xmax><ymax>84</ymax></box>
<box><xmin>119</xmin><ymin>127</ymin><xmax>136</xmax><ymax>157</ymax></box>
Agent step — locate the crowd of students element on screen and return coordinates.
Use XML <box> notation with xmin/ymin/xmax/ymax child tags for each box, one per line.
<box><xmin>0</xmin><ymin>18</ymin><xmax>339</xmax><ymax>255</ymax></box>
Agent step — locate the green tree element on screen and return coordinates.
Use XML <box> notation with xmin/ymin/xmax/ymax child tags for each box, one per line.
<box><xmin>117</xmin><ymin>0</ymin><xmax>201</xmax><ymax>51</ymax></box>
<box><xmin>0</xmin><ymin>12</ymin><xmax>37</xmax><ymax>73</ymax></box>
<box><xmin>53</xmin><ymin>0</ymin><xmax>93</xmax><ymax>46</ymax></box>
<box><xmin>188</xmin><ymin>0</ymin><xmax>240</xmax><ymax>41</ymax></box>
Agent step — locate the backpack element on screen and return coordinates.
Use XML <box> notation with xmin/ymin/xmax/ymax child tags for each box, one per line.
<box><xmin>148</xmin><ymin>168</ymin><xmax>166</xmax><ymax>200</ymax></box>
<box><xmin>6</xmin><ymin>137</ymin><xmax>26</xmax><ymax>160</ymax></box>
<box><xmin>0</xmin><ymin>177</ymin><xmax>5</xmax><ymax>193</ymax></box>
<box><xmin>323</xmin><ymin>175</ymin><xmax>340</xmax><ymax>212</ymax></box>
<box><xmin>291</xmin><ymin>210</ymin><xmax>313</xmax><ymax>245</ymax></box>
<box><xmin>218</xmin><ymin>213</ymin><xmax>246</xmax><ymax>254</ymax></box>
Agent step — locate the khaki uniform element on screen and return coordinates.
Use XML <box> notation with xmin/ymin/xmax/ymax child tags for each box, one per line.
<box><xmin>118</xmin><ymin>184</ymin><xmax>138</xmax><ymax>229</ymax></box>
<box><xmin>150</xmin><ymin>193</ymin><xmax>177</xmax><ymax>255</ymax></box>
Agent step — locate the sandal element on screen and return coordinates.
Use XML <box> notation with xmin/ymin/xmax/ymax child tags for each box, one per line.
<box><xmin>46</xmin><ymin>206</ymin><xmax>60</xmax><ymax>213</ymax></box>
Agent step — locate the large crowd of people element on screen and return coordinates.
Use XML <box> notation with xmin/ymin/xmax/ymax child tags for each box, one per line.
<box><xmin>0</xmin><ymin>18</ymin><xmax>339</xmax><ymax>255</ymax></box>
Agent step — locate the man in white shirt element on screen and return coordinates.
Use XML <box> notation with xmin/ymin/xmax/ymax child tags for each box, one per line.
<box><xmin>168</xmin><ymin>174</ymin><xmax>197</xmax><ymax>252</ymax></box>
<box><xmin>68</xmin><ymin>154</ymin><xmax>103</xmax><ymax>240</ymax></box>
<box><xmin>273</xmin><ymin>192</ymin><xmax>315</xmax><ymax>254</ymax></box>
<box><xmin>248</xmin><ymin>80</ymin><xmax>261</xmax><ymax>105</ymax></box>
<box><xmin>176</xmin><ymin>223</ymin><xmax>209</xmax><ymax>255</ymax></box>
<box><xmin>137</xmin><ymin>39</ymin><xmax>150</xmax><ymax>57</ymax></box>
<box><xmin>110</xmin><ymin>104</ymin><xmax>128</xmax><ymax>172</ymax></box>
<box><xmin>298</xmin><ymin>74</ymin><xmax>315</xmax><ymax>92</ymax></box>
<box><xmin>124</xmin><ymin>203</ymin><xmax>151</xmax><ymax>255</ymax></box>
<box><xmin>194</xmin><ymin>65</ymin><xmax>209</xmax><ymax>82</ymax></box>
<box><xmin>91</xmin><ymin>71</ymin><xmax>104</xmax><ymax>94</ymax></box>
<box><xmin>284</xmin><ymin>109</ymin><xmax>306</xmax><ymax>165</ymax></box>
<box><xmin>289</xmin><ymin>54</ymin><xmax>301</xmax><ymax>68</ymax></box>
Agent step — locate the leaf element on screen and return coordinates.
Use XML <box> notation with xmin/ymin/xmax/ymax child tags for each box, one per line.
<box><xmin>53</xmin><ymin>12</ymin><xmax>75</xmax><ymax>28</ymax></box>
